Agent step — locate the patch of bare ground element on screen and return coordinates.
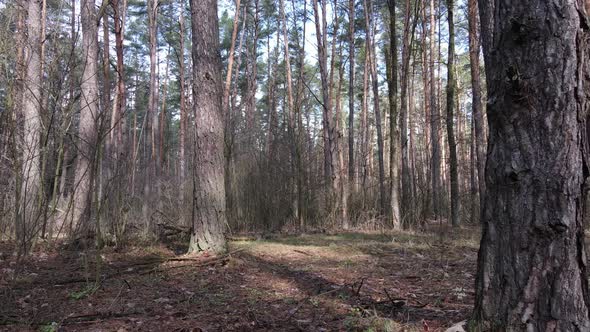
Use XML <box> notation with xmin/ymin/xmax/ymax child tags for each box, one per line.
<box><xmin>0</xmin><ymin>224</ymin><xmax>479</xmax><ymax>331</ymax></box>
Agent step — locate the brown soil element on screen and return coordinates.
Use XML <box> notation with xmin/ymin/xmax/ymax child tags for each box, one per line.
<box><xmin>0</xmin><ymin>225</ymin><xmax>478</xmax><ymax>331</ymax></box>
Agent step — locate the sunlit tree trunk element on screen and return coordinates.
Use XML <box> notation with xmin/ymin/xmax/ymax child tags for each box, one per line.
<box><xmin>188</xmin><ymin>0</ymin><xmax>227</xmax><ymax>254</ymax></box>
<box><xmin>364</xmin><ymin>0</ymin><xmax>386</xmax><ymax>216</ymax></box>
<box><xmin>73</xmin><ymin>0</ymin><xmax>100</xmax><ymax>237</ymax></box>
<box><xmin>468</xmin><ymin>0</ymin><xmax>485</xmax><ymax>211</ymax></box>
<box><xmin>347</xmin><ymin>0</ymin><xmax>356</xmax><ymax>206</ymax></box>
<box><xmin>312</xmin><ymin>0</ymin><xmax>335</xmax><ymax>187</ymax></box>
<box><xmin>472</xmin><ymin>0</ymin><xmax>590</xmax><ymax>328</ymax></box>
<box><xmin>387</xmin><ymin>0</ymin><xmax>401</xmax><ymax>229</ymax></box>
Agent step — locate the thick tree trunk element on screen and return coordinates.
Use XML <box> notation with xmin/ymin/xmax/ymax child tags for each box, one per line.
<box><xmin>19</xmin><ymin>0</ymin><xmax>43</xmax><ymax>252</ymax></box>
<box><xmin>73</xmin><ymin>0</ymin><xmax>100</xmax><ymax>236</ymax></box>
<box><xmin>446</xmin><ymin>0</ymin><xmax>459</xmax><ymax>227</ymax></box>
<box><xmin>188</xmin><ymin>0</ymin><xmax>227</xmax><ymax>254</ymax></box>
<box><xmin>472</xmin><ymin>0</ymin><xmax>590</xmax><ymax>329</ymax></box>
<box><xmin>467</xmin><ymin>0</ymin><xmax>485</xmax><ymax>210</ymax></box>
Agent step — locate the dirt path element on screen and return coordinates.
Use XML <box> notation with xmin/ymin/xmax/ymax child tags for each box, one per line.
<box><xmin>0</xmin><ymin>226</ymin><xmax>479</xmax><ymax>331</ymax></box>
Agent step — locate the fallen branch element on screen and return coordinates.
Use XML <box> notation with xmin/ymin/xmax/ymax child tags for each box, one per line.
<box><xmin>293</xmin><ymin>249</ymin><xmax>313</xmax><ymax>256</ymax></box>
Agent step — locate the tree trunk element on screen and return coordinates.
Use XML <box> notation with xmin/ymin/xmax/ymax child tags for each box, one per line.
<box><xmin>188</xmin><ymin>0</ymin><xmax>227</xmax><ymax>254</ymax></box>
<box><xmin>19</xmin><ymin>0</ymin><xmax>42</xmax><ymax>253</ymax></box>
<box><xmin>446</xmin><ymin>0</ymin><xmax>459</xmax><ymax>227</ymax></box>
<box><xmin>472</xmin><ymin>0</ymin><xmax>590</xmax><ymax>329</ymax></box>
<box><xmin>467</xmin><ymin>0</ymin><xmax>485</xmax><ymax>210</ymax></box>
<box><xmin>347</xmin><ymin>0</ymin><xmax>355</xmax><ymax>204</ymax></box>
<box><xmin>429</xmin><ymin>0</ymin><xmax>440</xmax><ymax>221</ymax></box>
<box><xmin>147</xmin><ymin>0</ymin><xmax>160</xmax><ymax>178</ymax></box>
<box><xmin>73</xmin><ymin>0</ymin><xmax>100</xmax><ymax>236</ymax></box>
<box><xmin>178</xmin><ymin>0</ymin><xmax>186</xmax><ymax>183</ymax></box>
<box><xmin>111</xmin><ymin>0</ymin><xmax>127</xmax><ymax>153</ymax></box>
<box><xmin>279</xmin><ymin>0</ymin><xmax>299</xmax><ymax>223</ymax></box>
<box><xmin>387</xmin><ymin>0</ymin><xmax>401</xmax><ymax>229</ymax></box>
<box><xmin>312</xmin><ymin>0</ymin><xmax>335</xmax><ymax>187</ymax></box>
<box><xmin>364</xmin><ymin>0</ymin><xmax>386</xmax><ymax>216</ymax></box>
<box><xmin>399</xmin><ymin>0</ymin><xmax>417</xmax><ymax>227</ymax></box>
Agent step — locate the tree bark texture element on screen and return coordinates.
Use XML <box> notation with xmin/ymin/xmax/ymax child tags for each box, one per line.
<box><xmin>472</xmin><ymin>0</ymin><xmax>590</xmax><ymax>329</ymax></box>
<box><xmin>188</xmin><ymin>0</ymin><xmax>227</xmax><ymax>254</ymax></box>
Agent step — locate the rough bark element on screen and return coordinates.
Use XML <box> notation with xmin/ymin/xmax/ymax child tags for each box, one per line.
<box><xmin>446</xmin><ymin>0</ymin><xmax>459</xmax><ymax>227</ymax></box>
<box><xmin>188</xmin><ymin>0</ymin><xmax>227</xmax><ymax>254</ymax></box>
<box><xmin>19</xmin><ymin>0</ymin><xmax>43</xmax><ymax>252</ymax></box>
<box><xmin>472</xmin><ymin>0</ymin><xmax>590</xmax><ymax>329</ymax></box>
<box><xmin>73</xmin><ymin>0</ymin><xmax>100</xmax><ymax>236</ymax></box>
<box><xmin>111</xmin><ymin>0</ymin><xmax>127</xmax><ymax>152</ymax></box>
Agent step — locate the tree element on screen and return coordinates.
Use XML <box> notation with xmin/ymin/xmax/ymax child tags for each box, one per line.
<box><xmin>347</xmin><ymin>0</ymin><xmax>355</xmax><ymax>205</ymax></box>
<box><xmin>71</xmin><ymin>0</ymin><xmax>99</xmax><ymax>237</ymax></box>
<box><xmin>428</xmin><ymin>0</ymin><xmax>440</xmax><ymax>221</ymax></box>
<box><xmin>445</xmin><ymin>0</ymin><xmax>459</xmax><ymax>227</ymax></box>
<box><xmin>312</xmin><ymin>0</ymin><xmax>336</xmax><ymax>188</ymax></box>
<box><xmin>188</xmin><ymin>0</ymin><xmax>227</xmax><ymax>254</ymax></box>
<box><xmin>363</xmin><ymin>0</ymin><xmax>386</xmax><ymax>216</ymax></box>
<box><xmin>472</xmin><ymin>0</ymin><xmax>590</xmax><ymax>329</ymax></box>
<box><xmin>386</xmin><ymin>0</ymin><xmax>401</xmax><ymax>229</ymax></box>
<box><xmin>467</xmin><ymin>0</ymin><xmax>484</xmax><ymax>212</ymax></box>
<box><xmin>19</xmin><ymin>0</ymin><xmax>43</xmax><ymax>252</ymax></box>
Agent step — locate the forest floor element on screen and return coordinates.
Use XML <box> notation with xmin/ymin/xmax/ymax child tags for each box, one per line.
<box><xmin>0</xmin><ymin>224</ymin><xmax>479</xmax><ymax>331</ymax></box>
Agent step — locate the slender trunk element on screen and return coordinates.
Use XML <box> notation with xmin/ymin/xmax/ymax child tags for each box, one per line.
<box><xmin>178</xmin><ymin>0</ymin><xmax>186</xmax><ymax>182</ymax></box>
<box><xmin>111</xmin><ymin>0</ymin><xmax>127</xmax><ymax>152</ymax></box>
<box><xmin>347</xmin><ymin>0</ymin><xmax>355</xmax><ymax>201</ymax></box>
<box><xmin>280</xmin><ymin>0</ymin><xmax>299</xmax><ymax>221</ymax></box>
<box><xmin>312</xmin><ymin>0</ymin><xmax>335</xmax><ymax>187</ymax></box>
<box><xmin>223</xmin><ymin>0</ymin><xmax>242</xmax><ymax>112</ymax></box>
<box><xmin>468</xmin><ymin>0</ymin><xmax>485</xmax><ymax>211</ymax></box>
<box><xmin>159</xmin><ymin>50</ymin><xmax>170</xmax><ymax>169</ymax></box>
<box><xmin>387</xmin><ymin>0</ymin><xmax>401</xmax><ymax>229</ymax></box>
<box><xmin>429</xmin><ymin>0</ymin><xmax>440</xmax><ymax>220</ymax></box>
<box><xmin>294</xmin><ymin>0</ymin><xmax>307</xmax><ymax>230</ymax></box>
<box><xmin>364</xmin><ymin>0</ymin><xmax>386</xmax><ymax>216</ymax></box>
<box><xmin>399</xmin><ymin>0</ymin><xmax>418</xmax><ymax>227</ymax></box>
<box><xmin>360</xmin><ymin>53</ymin><xmax>369</xmax><ymax>204</ymax></box>
<box><xmin>446</xmin><ymin>0</ymin><xmax>459</xmax><ymax>227</ymax></box>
